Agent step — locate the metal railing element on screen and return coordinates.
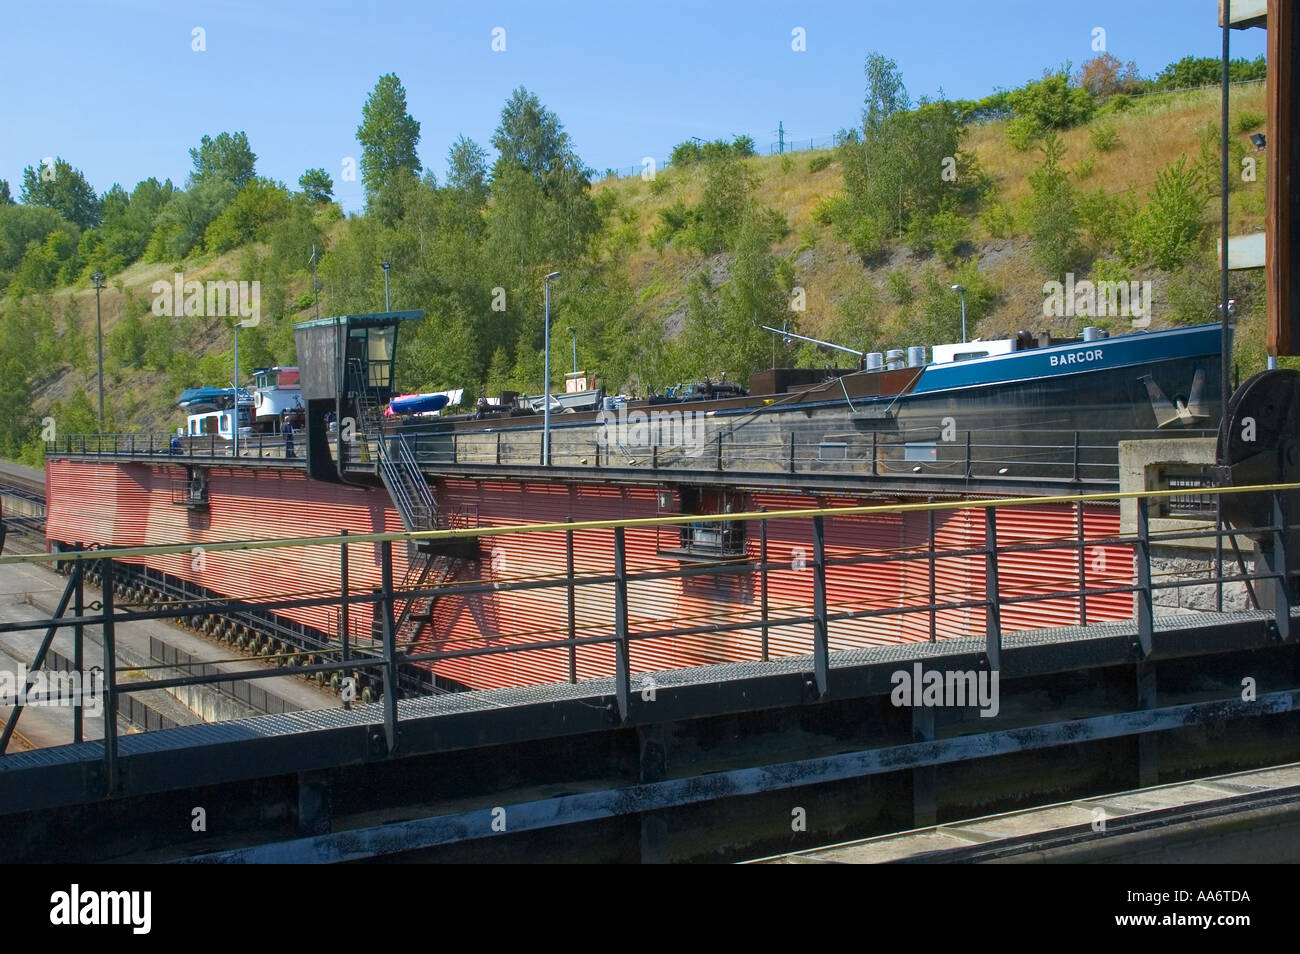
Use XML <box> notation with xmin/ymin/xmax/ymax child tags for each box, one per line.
<box><xmin>47</xmin><ymin>432</ymin><xmax>302</xmax><ymax>462</ymax></box>
<box><xmin>395</xmin><ymin>425</ymin><xmax>1216</xmax><ymax>486</ymax></box>
<box><xmin>47</xmin><ymin>426</ymin><xmax>1218</xmax><ymax>487</ymax></box>
<box><xmin>1</xmin><ymin>482</ymin><xmax>1296</xmax><ymax>784</ymax></box>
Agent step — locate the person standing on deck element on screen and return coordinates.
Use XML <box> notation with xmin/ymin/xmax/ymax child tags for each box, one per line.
<box><xmin>282</xmin><ymin>412</ymin><xmax>295</xmax><ymax>458</ymax></box>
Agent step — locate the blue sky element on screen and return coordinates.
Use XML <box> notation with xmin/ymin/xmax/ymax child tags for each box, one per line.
<box><xmin>0</xmin><ymin>1</ymin><xmax>1268</xmax><ymax>214</ymax></box>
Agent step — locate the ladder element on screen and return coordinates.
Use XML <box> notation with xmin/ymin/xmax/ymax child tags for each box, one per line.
<box><xmin>348</xmin><ymin>359</ymin><xmax>438</xmax><ymax>532</ymax></box>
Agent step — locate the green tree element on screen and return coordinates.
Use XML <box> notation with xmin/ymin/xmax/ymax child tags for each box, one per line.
<box><xmin>98</xmin><ymin>177</ymin><xmax>174</xmax><ymax>266</ymax></box>
<box><xmin>446</xmin><ymin>135</ymin><xmax>489</xmax><ymax>204</ymax></box>
<box><xmin>0</xmin><ymin>205</ymin><xmax>65</xmax><ymax>287</ymax></box>
<box><xmin>1007</xmin><ymin>73</ymin><xmax>1095</xmax><ymax>131</ymax></box>
<box><xmin>0</xmin><ymin>181</ymin><xmax>11</xmax><ymax>205</ymax></box>
<box><xmin>862</xmin><ymin>52</ymin><xmax>910</xmax><ymax>135</ymax></box>
<box><xmin>682</xmin><ymin>210</ymin><xmax>790</xmax><ymax>382</ymax></box>
<box><xmin>188</xmin><ymin>132</ymin><xmax>257</xmax><ymax>189</ymax></box>
<box><xmin>298</xmin><ymin>168</ymin><xmax>334</xmax><ymax>203</ymax></box>
<box><xmin>690</xmin><ymin>150</ymin><xmax>760</xmax><ymax>253</ymax></box>
<box><xmin>837</xmin><ymin>98</ymin><xmax>968</xmax><ymax>257</ymax></box>
<box><xmin>1124</xmin><ymin>156</ymin><xmax>1206</xmax><ymax>270</ymax></box>
<box><xmin>203</xmin><ymin>178</ymin><xmax>292</xmax><ymax>252</ymax></box>
<box><xmin>1027</xmin><ymin>134</ymin><xmax>1080</xmax><ymax>276</ymax></box>
<box><xmin>145</xmin><ymin>177</ymin><xmax>237</xmax><ymax>260</ymax></box>
<box><xmin>20</xmin><ymin>158</ymin><xmax>101</xmax><ymax>229</ymax></box>
<box><xmin>1153</xmin><ymin>55</ymin><xmax>1266</xmax><ymax>91</ymax></box>
<box><xmin>357</xmin><ymin>73</ymin><xmax>422</xmax><ymax>218</ymax></box>
<box><xmin>493</xmin><ymin>87</ymin><xmax>578</xmax><ymax>185</ymax></box>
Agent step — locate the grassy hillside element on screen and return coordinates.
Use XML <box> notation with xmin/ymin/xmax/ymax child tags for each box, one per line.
<box><xmin>25</xmin><ymin>81</ymin><xmax>1274</xmax><ymax>446</ymax></box>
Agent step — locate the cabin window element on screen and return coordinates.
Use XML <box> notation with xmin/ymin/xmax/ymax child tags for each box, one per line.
<box><xmin>904</xmin><ymin>442</ymin><xmax>938</xmax><ymax>462</ymax></box>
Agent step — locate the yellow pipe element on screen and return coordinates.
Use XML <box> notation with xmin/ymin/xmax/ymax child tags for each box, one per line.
<box><xmin>8</xmin><ymin>480</ymin><xmax>1298</xmax><ymax>566</ymax></box>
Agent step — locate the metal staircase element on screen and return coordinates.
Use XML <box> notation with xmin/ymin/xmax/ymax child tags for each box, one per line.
<box><xmin>348</xmin><ymin>358</ymin><xmax>457</xmax><ymax>673</ymax></box>
<box><xmin>348</xmin><ymin>358</ymin><xmax>436</xmax><ymax>532</ymax></box>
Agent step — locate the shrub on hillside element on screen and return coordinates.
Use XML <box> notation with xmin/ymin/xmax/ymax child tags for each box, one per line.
<box><xmin>1007</xmin><ymin>73</ymin><xmax>1095</xmax><ymax>131</ymax></box>
<box><xmin>928</xmin><ymin>209</ymin><xmax>971</xmax><ymax>263</ymax></box>
<box><xmin>1027</xmin><ymin>134</ymin><xmax>1080</xmax><ymax>276</ymax></box>
<box><xmin>808</xmin><ymin>155</ymin><xmax>833</xmax><ymax>173</ymax></box>
<box><xmin>1005</xmin><ymin>115</ymin><xmax>1040</xmax><ymax>151</ymax></box>
<box><xmin>811</xmin><ymin>195</ymin><xmax>844</xmax><ymax>226</ymax></box>
<box><xmin>886</xmin><ymin>268</ymin><xmax>914</xmax><ymax>306</ymax></box>
<box><xmin>980</xmin><ymin>203</ymin><xmax>1016</xmax><ymax>239</ymax></box>
<box><xmin>1196</xmin><ymin>121</ymin><xmax>1248</xmax><ymax>196</ymax></box>
<box><xmin>1235</xmin><ymin>110</ymin><xmax>1265</xmax><ymax>133</ymax></box>
<box><xmin>1124</xmin><ymin>155</ymin><xmax>1207</xmax><ymax>271</ymax></box>
<box><xmin>1090</xmin><ymin>122</ymin><xmax>1120</xmax><ymax>152</ymax></box>
<box><xmin>669</xmin><ymin>141</ymin><xmax>703</xmax><ymax>167</ymax></box>
<box><xmin>1077</xmin><ymin>188</ymin><xmax>1133</xmax><ymax>252</ymax></box>
<box><xmin>203</xmin><ymin>178</ymin><xmax>292</xmax><ymax>253</ymax></box>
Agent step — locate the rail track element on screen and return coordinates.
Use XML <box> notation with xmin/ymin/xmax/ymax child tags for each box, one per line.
<box><xmin>0</xmin><ymin>459</ymin><xmax>46</xmax><ymax>553</ymax></box>
<box><xmin>755</xmin><ymin>762</ymin><xmax>1300</xmax><ymax>864</ymax></box>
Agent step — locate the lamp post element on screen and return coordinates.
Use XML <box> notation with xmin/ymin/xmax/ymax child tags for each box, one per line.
<box><xmin>91</xmin><ymin>272</ymin><xmax>105</xmax><ymax>430</ymax></box>
<box><xmin>381</xmin><ymin>261</ymin><xmax>391</xmax><ymax>311</ymax></box>
<box><xmin>232</xmin><ymin>319</ymin><xmax>256</xmax><ymax>458</ymax></box>
<box><xmin>543</xmin><ymin>271</ymin><xmax>561</xmax><ymax>466</ymax></box>
<box><xmin>568</xmin><ymin>326</ymin><xmax>577</xmax><ymax>375</ymax></box>
<box><xmin>951</xmin><ymin>284</ymin><xmax>967</xmax><ymax>343</ymax></box>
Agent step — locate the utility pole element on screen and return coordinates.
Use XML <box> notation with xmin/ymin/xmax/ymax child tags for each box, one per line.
<box><xmin>310</xmin><ymin>245</ymin><xmax>320</xmax><ymax>320</ymax></box>
<box><xmin>91</xmin><ymin>272</ymin><xmax>105</xmax><ymax>430</ymax></box>
<box><xmin>381</xmin><ymin>261</ymin><xmax>391</xmax><ymax>311</ymax></box>
<box><xmin>543</xmin><ymin>272</ymin><xmax>560</xmax><ymax>465</ymax></box>
<box><xmin>778</xmin><ymin>120</ymin><xmax>785</xmax><ymax>154</ymax></box>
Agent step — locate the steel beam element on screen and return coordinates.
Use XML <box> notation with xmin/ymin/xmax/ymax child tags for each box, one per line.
<box><xmin>179</xmin><ymin>688</ymin><xmax>1300</xmax><ymax>864</ymax></box>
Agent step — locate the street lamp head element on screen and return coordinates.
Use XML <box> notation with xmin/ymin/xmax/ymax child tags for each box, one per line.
<box><xmin>545</xmin><ymin>271</ymin><xmax>561</xmax><ymax>281</ymax></box>
<box><xmin>951</xmin><ymin>284</ymin><xmax>965</xmax><ymax>293</ymax></box>
<box><xmin>380</xmin><ymin>261</ymin><xmax>391</xmax><ymax>273</ymax></box>
<box><xmin>91</xmin><ymin>272</ymin><xmax>105</xmax><ymax>288</ymax></box>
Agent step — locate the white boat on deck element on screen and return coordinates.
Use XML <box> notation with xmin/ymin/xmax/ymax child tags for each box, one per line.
<box><xmin>251</xmin><ymin>367</ymin><xmax>304</xmax><ymax>429</ymax></box>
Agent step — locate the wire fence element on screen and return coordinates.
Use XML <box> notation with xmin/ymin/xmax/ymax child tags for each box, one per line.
<box><xmin>595</xmin><ymin>78</ymin><xmax>1268</xmax><ymax>180</ymax></box>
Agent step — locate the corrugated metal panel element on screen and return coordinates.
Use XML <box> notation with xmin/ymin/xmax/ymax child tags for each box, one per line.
<box><xmin>46</xmin><ymin>462</ymin><xmax>1136</xmax><ymax>694</ymax></box>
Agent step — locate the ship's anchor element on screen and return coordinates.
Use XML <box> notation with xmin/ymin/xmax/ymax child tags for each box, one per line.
<box><xmin>1140</xmin><ymin>368</ymin><xmax>1208</xmax><ymax>427</ymax></box>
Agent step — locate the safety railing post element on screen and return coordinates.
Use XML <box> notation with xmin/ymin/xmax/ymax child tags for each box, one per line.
<box><xmin>1072</xmin><ymin>431</ymin><xmax>1080</xmax><ymax>482</ymax></box>
<box><xmin>871</xmin><ymin>431</ymin><xmax>878</xmax><ymax>476</ymax></box>
<box><xmin>812</xmin><ymin>515</ymin><xmax>829</xmax><ymax>697</ymax></box>
<box><xmin>1271</xmin><ymin>490</ymin><xmax>1291</xmax><ymax>641</ymax></box>
<box><xmin>965</xmin><ymin>431</ymin><xmax>972</xmax><ymax>479</ymax></box>
<box><xmin>339</xmin><ymin>530</ymin><xmax>350</xmax><ymax>663</ymax></box>
<box><xmin>613</xmin><ymin>526</ymin><xmax>631</xmax><ymax>719</ymax></box>
<box><xmin>788</xmin><ymin>433</ymin><xmax>795</xmax><ymax>474</ymax></box>
<box><xmin>984</xmin><ymin>507</ymin><xmax>1001</xmax><ymax>671</ymax></box>
<box><xmin>1135</xmin><ymin>495</ymin><xmax>1153</xmax><ymax>657</ymax></box>
<box><xmin>928</xmin><ymin>509</ymin><xmax>937</xmax><ymax>642</ymax></box>
<box><xmin>379</xmin><ymin>540</ymin><xmax>399</xmax><ymax>752</ymax></box>
<box><xmin>566</xmin><ymin>517</ymin><xmax>577</xmax><ymax>683</ymax></box>
<box><xmin>101</xmin><ymin>556</ymin><xmax>118</xmax><ymax>791</ymax></box>
<box><xmin>73</xmin><ymin>559</ymin><xmax>84</xmax><ymax>743</ymax></box>
<box><xmin>1077</xmin><ymin>500</ymin><xmax>1087</xmax><ymax>626</ymax></box>
<box><xmin>1215</xmin><ymin>493</ymin><xmax>1224</xmax><ymax>612</ymax></box>
<box><xmin>760</xmin><ymin>511</ymin><xmax>770</xmax><ymax>661</ymax></box>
